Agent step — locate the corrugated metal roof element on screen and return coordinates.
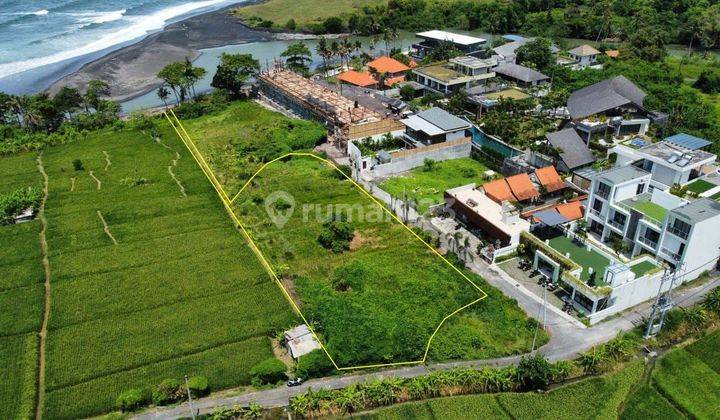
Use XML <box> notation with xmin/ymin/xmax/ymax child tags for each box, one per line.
<box><xmin>416</xmin><ymin>30</ymin><xmax>486</xmax><ymax>46</ymax></box>
<box><xmin>401</xmin><ymin>114</ymin><xmax>446</xmax><ymax>136</ymax></box>
<box><xmin>494</xmin><ymin>63</ymin><xmax>549</xmax><ymax>83</ymax></box>
<box><xmin>534</xmin><ymin>209</ymin><xmax>570</xmax><ymax>226</ymax></box>
<box><xmin>416</xmin><ymin>107</ymin><xmax>471</xmax><ymax>132</ymax></box>
<box><xmin>664</xmin><ymin>133</ymin><xmax>712</xmax><ymax>150</ymax></box>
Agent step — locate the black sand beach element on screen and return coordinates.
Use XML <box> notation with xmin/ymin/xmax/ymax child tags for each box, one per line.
<box><xmin>48</xmin><ymin>2</ymin><xmax>272</xmax><ymax>102</ymax></box>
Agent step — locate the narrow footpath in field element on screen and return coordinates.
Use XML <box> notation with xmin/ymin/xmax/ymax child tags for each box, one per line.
<box><xmin>34</xmin><ymin>153</ymin><xmax>51</xmax><ymax>420</ymax></box>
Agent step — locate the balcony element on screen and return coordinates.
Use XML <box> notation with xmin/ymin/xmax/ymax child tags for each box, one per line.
<box><xmin>666</xmin><ymin>226</ymin><xmax>689</xmax><ymax>240</ymax></box>
<box><xmin>661</xmin><ymin>247</ymin><xmax>682</xmax><ymax>262</ymax></box>
<box><xmin>589</xmin><ymin>208</ymin><xmax>605</xmax><ymax>219</ymax></box>
<box><xmin>608</xmin><ymin>219</ymin><xmax>625</xmax><ymax>231</ymax></box>
<box><xmin>595</xmin><ymin>189</ymin><xmax>610</xmax><ymax>200</ymax></box>
<box><xmin>637</xmin><ymin>236</ymin><xmax>658</xmax><ymax>249</ymax></box>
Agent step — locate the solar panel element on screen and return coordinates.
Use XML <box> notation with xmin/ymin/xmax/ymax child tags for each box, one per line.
<box><xmin>665</xmin><ymin>133</ymin><xmax>712</xmax><ymax>150</ymax></box>
<box><xmin>630</xmin><ymin>138</ymin><xmax>646</xmax><ymax>148</ymax></box>
<box><xmin>667</xmin><ymin>154</ymin><xmax>680</xmax><ymax>164</ymax></box>
<box><xmin>676</xmin><ymin>158</ymin><xmax>690</xmax><ymax>167</ymax></box>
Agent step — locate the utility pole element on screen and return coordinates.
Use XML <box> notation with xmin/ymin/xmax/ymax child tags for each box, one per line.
<box><xmin>644</xmin><ymin>265</ymin><xmax>684</xmax><ymax>338</ymax></box>
<box><xmin>532</xmin><ymin>283</ymin><xmax>548</xmax><ymax>353</ymax></box>
<box><xmin>184</xmin><ymin>375</ymin><xmax>196</xmax><ymax>420</ymax></box>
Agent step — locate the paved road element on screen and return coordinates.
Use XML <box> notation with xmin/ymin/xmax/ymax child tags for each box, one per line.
<box><xmin>132</xmin><ymin>180</ymin><xmax>720</xmax><ymax>420</ymax></box>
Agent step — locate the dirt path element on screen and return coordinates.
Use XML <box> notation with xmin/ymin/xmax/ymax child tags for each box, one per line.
<box><xmin>102</xmin><ymin>151</ymin><xmax>112</xmax><ymax>171</ymax></box>
<box><xmin>97</xmin><ymin>210</ymin><xmax>118</xmax><ymax>245</ymax></box>
<box><xmin>89</xmin><ymin>170</ymin><xmax>102</xmax><ymax>190</ymax></box>
<box><xmin>35</xmin><ymin>153</ymin><xmax>51</xmax><ymax>420</ymax></box>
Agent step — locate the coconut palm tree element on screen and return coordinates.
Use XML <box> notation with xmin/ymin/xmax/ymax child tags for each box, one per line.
<box><xmin>157</xmin><ymin>86</ymin><xmax>170</xmax><ymax>108</ymax></box>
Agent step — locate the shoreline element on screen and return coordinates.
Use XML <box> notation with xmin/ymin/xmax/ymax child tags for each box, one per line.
<box><xmin>46</xmin><ymin>2</ymin><xmax>273</xmax><ymax>103</ymax></box>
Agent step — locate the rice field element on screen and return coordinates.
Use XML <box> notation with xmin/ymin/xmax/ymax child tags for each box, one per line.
<box><xmin>1</xmin><ymin>124</ymin><xmax>297</xmax><ymax>419</ymax></box>
<box><xmin>0</xmin><ymin>152</ymin><xmax>43</xmax><ymax>420</ymax></box>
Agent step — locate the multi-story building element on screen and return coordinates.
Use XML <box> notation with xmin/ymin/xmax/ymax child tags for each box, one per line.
<box><xmin>413</xmin><ymin>56</ymin><xmax>496</xmax><ymax>95</ymax></box>
<box><xmin>411</xmin><ymin>30</ymin><xmax>487</xmax><ymax>59</ymax></box>
<box><xmin>610</xmin><ymin>137</ymin><xmax>717</xmax><ymax>191</ymax></box>
<box><xmin>585</xmin><ymin>165</ymin><xmax>720</xmax><ymax>279</ymax></box>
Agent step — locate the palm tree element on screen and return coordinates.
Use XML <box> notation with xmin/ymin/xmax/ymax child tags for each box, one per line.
<box><xmin>316</xmin><ymin>37</ymin><xmax>332</xmax><ymax>76</ymax></box>
<box><xmin>244</xmin><ymin>402</ymin><xmax>263</xmax><ymax>419</ymax></box>
<box><xmin>157</xmin><ymin>86</ymin><xmax>170</xmax><ymax>108</ymax></box>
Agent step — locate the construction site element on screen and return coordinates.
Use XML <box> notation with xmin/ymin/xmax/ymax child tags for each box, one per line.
<box><xmin>257</xmin><ymin>67</ymin><xmax>404</xmax><ymax>148</ymax></box>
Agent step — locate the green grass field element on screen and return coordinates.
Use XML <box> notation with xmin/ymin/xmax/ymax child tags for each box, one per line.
<box><xmin>234</xmin><ymin>0</ymin><xmax>385</xmax><ymax>28</ymax></box>
<box><xmin>379</xmin><ymin>157</ymin><xmax>490</xmax><ymax>214</ymax></box>
<box><xmin>653</xmin><ymin>348</ymin><xmax>720</xmax><ymax>419</ymax></box>
<box><xmin>686</xmin><ymin>179</ymin><xmax>716</xmax><ymax>195</ymax></box>
<box><xmin>548</xmin><ymin>236</ymin><xmax>610</xmax><ymax>282</ymax></box>
<box><xmin>0</xmin><ymin>152</ymin><xmax>43</xmax><ymax>420</ymax></box>
<box><xmin>178</xmin><ymin>101</ymin><xmax>543</xmax><ymax>367</ymax></box>
<box><xmin>232</xmin><ymin>155</ymin><xmax>539</xmax><ymax>366</ymax></box>
<box><xmin>630</xmin><ymin>261</ymin><xmax>658</xmax><ymax>278</ymax></box>
<box><xmin>1</xmin><ymin>123</ymin><xmax>298</xmax><ymax>419</ymax></box>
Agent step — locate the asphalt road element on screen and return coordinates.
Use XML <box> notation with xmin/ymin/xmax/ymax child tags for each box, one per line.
<box><xmin>132</xmin><ymin>180</ymin><xmax>720</xmax><ymax>420</ymax></box>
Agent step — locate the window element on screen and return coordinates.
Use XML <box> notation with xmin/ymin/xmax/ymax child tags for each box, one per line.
<box><xmin>612</xmin><ymin>213</ymin><xmax>627</xmax><ymax>224</ymax></box>
<box><xmin>669</xmin><ymin>218</ymin><xmax>691</xmax><ymax>239</ymax></box>
<box><xmin>596</xmin><ymin>182</ymin><xmax>611</xmax><ymax>199</ymax></box>
<box><xmin>636</xmin><ymin>183</ymin><xmax>645</xmax><ymax>195</ymax></box>
<box><xmin>592</xmin><ymin>199</ymin><xmax>603</xmax><ymax>212</ymax></box>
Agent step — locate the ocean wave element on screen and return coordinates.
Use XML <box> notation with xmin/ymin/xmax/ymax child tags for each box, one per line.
<box><xmin>75</xmin><ymin>9</ymin><xmax>127</xmax><ymax>28</ymax></box>
<box><xmin>34</xmin><ymin>10</ymin><xmax>50</xmax><ymax>16</ymax></box>
<box><xmin>0</xmin><ymin>0</ymin><xmax>243</xmax><ymax>80</ymax></box>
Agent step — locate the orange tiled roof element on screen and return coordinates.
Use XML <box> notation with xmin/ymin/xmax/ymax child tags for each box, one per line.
<box><xmin>606</xmin><ymin>50</ymin><xmax>619</xmax><ymax>58</ymax></box>
<box><xmin>506</xmin><ymin>173</ymin><xmax>540</xmax><ymax>202</ymax></box>
<box><xmin>368</xmin><ymin>56</ymin><xmax>411</xmax><ymax>74</ymax></box>
<box><xmin>555</xmin><ymin>201</ymin><xmax>584</xmax><ymax>221</ymax></box>
<box><xmin>535</xmin><ymin>166</ymin><xmax>565</xmax><ymax>193</ymax></box>
<box><xmin>385</xmin><ymin>75</ymin><xmax>406</xmax><ymax>87</ymax></box>
<box><xmin>483</xmin><ymin>179</ymin><xmax>516</xmax><ymax>204</ymax></box>
<box><xmin>338</xmin><ymin>70</ymin><xmax>378</xmax><ymax>87</ymax></box>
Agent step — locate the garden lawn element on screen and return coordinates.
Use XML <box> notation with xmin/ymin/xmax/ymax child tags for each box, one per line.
<box><xmin>29</xmin><ymin>124</ymin><xmax>296</xmax><ymax>419</ymax></box>
<box><xmin>686</xmin><ymin>179</ymin><xmax>716</xmax><ymax>195</ymax></box>
<box><xmin>0</xmin><ymin>152</ymin><xmax>44</xmax><ymax>419</ymax></box>
<box><xmin>233</xmin><ymin>0</ymin><xmax>385</xmax><ymax>28</ymax></box>
<box><xmin>630</xmin><ymin>200</ymin><xmax>668</xmax><ymax>223</ymax></box>
<box><xmin>653</xmin><ymin>348</ymin><xmax>720</xmax><ymax>419</ymax></box>
<box><xmin>548</xmin><ymin>236</ymin><xmax>610</xmax><ymax>282</ymax></box>
<box><xmin>630</xmin><ymin>260</ymin><xmax>658</xmax><ymax>278</ymax></box>
<box><xmin>379</xmin><ymin>157</ymin><xmax>490</xmax><ymax>214</ymax></box>
<box><xmin>233</xmin><ymin>155</ymin><xmax>540</xmax><ymax>367</ymax></box>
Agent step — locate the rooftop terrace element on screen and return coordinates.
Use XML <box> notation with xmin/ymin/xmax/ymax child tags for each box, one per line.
<box><xmin>620</xmin><ymin>193</ymin><xmax>669</xmax><ymax>225</ymax></box>
<box><xmin>548</xmin><ymin>235</ymin><xmax>610</xmax><ymax>283</ymax></box>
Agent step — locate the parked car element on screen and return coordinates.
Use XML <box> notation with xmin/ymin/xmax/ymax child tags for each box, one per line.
<box><xmin>287</xmin><ymin>377</ymin><xmax>304</xmax><ymax>387</ymax></box>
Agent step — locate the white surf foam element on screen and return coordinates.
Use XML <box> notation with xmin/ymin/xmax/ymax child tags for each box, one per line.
<box><xmin>34</xmin><ymin>10</ymin><xmax>50</xmax><ymax>16</ymax></box>
<box><xmin>75</xmin><ymin>9</ymin><xmax>127</xmax><ymax>25</ymax></box>
<box><xmin>0</xmin><ymin>0</ymin><xmax>242</xmax><ymax>79</ymax></box>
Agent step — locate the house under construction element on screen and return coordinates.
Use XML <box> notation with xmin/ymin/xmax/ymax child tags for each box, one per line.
<box><xmin>257</xmin><ymin>67</ymin><xmax>403</xmax><ymax>146</ymax></box>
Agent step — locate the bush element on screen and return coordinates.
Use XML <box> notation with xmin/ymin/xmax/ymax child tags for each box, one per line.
<box><xmin>323</xmin><ymin>16</ymin><xmax>343</xmax><ymax>33</ymax></box>
<box><xmin>516</xmin><ymin>354</ymin><xmax>553</xmax><ymax>390</ymax></box>
<box><xmin>317</xmin><ymin>214</ymin><xmax>355</xmax><ymax>253</ymax></box>
<box><xmin>400</xmin><ymin>84</ymin><xmax>416</xmax><ymax>101</ymax></box>
<box><xmin>249</xmin><ymin>358</ymin><xmax>287</xmax><ymax>385</ymax></box>
<box><xmin>693</xmin><ymin>69</ymin><xmax>720</xmax><ymax>94</ymax></box>
<box><xmin>296</xmin><ymin>349</ymin><xmax>334</xmax><ymax>378</ymax></box>
<box><xmin>0</xmin><ymin>186</ymin><xmax>42</xmax><ymax>225</ymax></box>
<box><xmin>152</xmin><ymin>378</ymin><xmax>183</xmax><ymax>405</ymax></box>
<box><xmin>115</xmin><ymin>388</ymin><xmax>149</xmax><ymax>412</ymax></box>
<box><xmin>335</xmin><ymin>164</ymin><xmax>352</xmax><ymax>180</ymax></box>
<box><xmin>285</xmin><ymin>18</ymin><xmax>297</xmax><ymax>30</ymax></box>
<box><xmin>186</xmin><ymin>376</ymin><xmax>209</xmax><ymax>397</ymax></box>
<box><xmin>331</xmin><ymin>261</ymin><xmax>368</xmax><ymax>292</ymax></box>
<box><xmin>72</xmin><ymin>159</ymin><xmax>84</xmax><ymax>171</ymax></box>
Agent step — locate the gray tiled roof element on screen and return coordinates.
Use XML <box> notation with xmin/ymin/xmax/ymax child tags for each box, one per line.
<box><xmin>546</xmin><ymin>128</ymin><xmax>596</xmax><ymax>169</ymax></box>
<box><xmin>597</xmin><ymin>165</ymin><xmax>649</xmax><ymax>184</ymax></box>
<box><xmin>494</xmin><ymin>63</ymin><xmax>549</xmax><ymax>83</ymax></box>
<box><xmin>567</xmin><ymin>76</ymin><xmax>647</xmax><ymax>119</ymax></box>
<box><xmin>672</xmin><ymin>198</ymin><xmax>720</xmax><ymax>223</ymax></box>
<box><xmin>417</xmin><ymin>107</ymin><xmax>471</xmax><ymax>131</ymax></box>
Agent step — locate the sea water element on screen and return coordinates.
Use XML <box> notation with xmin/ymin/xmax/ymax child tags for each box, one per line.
<box><xmin>0</xmin><ymin>0</ymin><xmax>242</xmax><ymax>93</ymax></box>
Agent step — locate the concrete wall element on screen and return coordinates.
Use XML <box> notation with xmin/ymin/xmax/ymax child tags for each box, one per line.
<box><xmin>588</xmin><ymin>267</ymin><xmax>665</xmax><ymax>324</ymax></box>
<box><xmin>681</xmin><ymin>215</ymin><xmax>720</xmax><ymax>281</ymax></box>
<box><xmin>614</xmin><ymin>181</ymin><xmax>643</xmax><ymax>202</ymax></box>
<box><xmin>370</xmin><ymin>138</ymin><xmax>472</xmax><ymax>177</ymax></box>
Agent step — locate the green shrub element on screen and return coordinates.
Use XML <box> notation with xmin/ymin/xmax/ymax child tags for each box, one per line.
<box><xmin>285</xmin><ymin>18</ymin><xmax>297</xmax><ymax>30</ymax></box>
<box><xmin>115</xmin><ymin>388</ymin><xmax>149</xmax><ymax>412</ymax></box>
<box><xmin>152</xmin><ymin>378</ymin><xmax>182</xmax><ymax>406</ymax></box>
<box><xmin>72</xmin><ymin>159</ymin><xmax>84</xmax><ymax>171</ymax></box>
<box><xmin>317</xmin><ymin>214</ymin><xmax>354</xmax><ymax>253</ymax></box>
<box><xmin>516</xmin><ymin>353</ymin><xmax>553</xmax><ymax>390</ymax></box>
<box><xmin>0</xmin><ymin>186</ymin><xmax>42</xmax><ymax>225</ymax></box>
<box><xmin>186</xmin><ymin>376</ymin><xmax>209</xmax><ymax>397</ymax></box>
<box><xmin>249</xmin><ymin>358</ymin><xmax>287</xmax><ymax>384</ymax></box>
<box><xmin>296</xmin><ymin>349</ymin><xmax>334</xmax><ymax>378</ymax></box>
<box><xmin>323</xmin><ymin>16</ymin><xmax>343</xmax><ymax>33</ymax></box>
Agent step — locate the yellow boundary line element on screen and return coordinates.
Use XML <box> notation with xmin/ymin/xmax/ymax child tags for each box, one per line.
<box><xmin>164</xmin><ymin>109</ymin><xmax>488</xmax><ymax>370</ymax></box>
